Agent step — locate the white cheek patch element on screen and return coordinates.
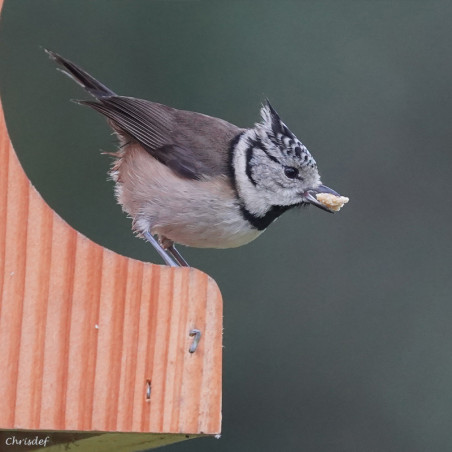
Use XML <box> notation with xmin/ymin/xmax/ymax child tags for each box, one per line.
<box><xmin>233</xmin><ymin>131</ymin><xmax>274</xmax><ymax>217</ymax></box>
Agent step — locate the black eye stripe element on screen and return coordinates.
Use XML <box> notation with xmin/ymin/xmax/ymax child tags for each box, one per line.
<box><xmin>254</xmin><ymin>143</ymin><xmax>281</xmax><ymax>164</ymax></box>
<box><xmin>247</xmin><ymin>137</ymin><xmax>282</xmax><ymax>165</ymax></box>
<box><xmin>263</xmin><ymin>151</ymin><xmax>281</xmax><ymax>164</ymax></box>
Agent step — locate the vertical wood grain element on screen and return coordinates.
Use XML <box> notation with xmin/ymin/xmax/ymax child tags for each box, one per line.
<box><xmin>0</xmin><ymin>1</ymin><xmax>223</xmax><ymax>436</ymax></box>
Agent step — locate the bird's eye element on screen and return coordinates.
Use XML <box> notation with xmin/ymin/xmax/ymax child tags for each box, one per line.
<box><xmin>284</xmin><ymin>166</ymin><xmax>299</xmax><ymax>179</ymax></box>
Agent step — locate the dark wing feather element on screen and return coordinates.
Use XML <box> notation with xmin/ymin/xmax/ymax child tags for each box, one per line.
<box><xmin>80</xmin><ymin>96</ymin><xmax>243</xmax><ymax>179</ymax></box>
<box><xmin>48</xmin><ymin>50</ymin><xmax>243</xmax><ymax>179</ymax></box>
<box><xmin>46</xmin><ymin>49</ymin><xmax>115</xmax><ymax>98</ymax></box>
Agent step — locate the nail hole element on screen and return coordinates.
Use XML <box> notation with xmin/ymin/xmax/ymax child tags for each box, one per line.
<box><xmin>145</xmin><ymin>380</ymin><xmax>151</xmax><ymax>400</ymax></box>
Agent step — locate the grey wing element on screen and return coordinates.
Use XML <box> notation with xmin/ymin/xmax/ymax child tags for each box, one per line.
<box><xmin>80</xmin><ymin>96</ymin><xmax>244</xmax><ymax>180</ymax></box>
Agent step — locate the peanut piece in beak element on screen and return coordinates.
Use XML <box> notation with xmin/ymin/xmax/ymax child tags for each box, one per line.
<box><xmin>315</xmin><ymin>193</ymin><xmax>349</xmax><ymax>212</ymax></box>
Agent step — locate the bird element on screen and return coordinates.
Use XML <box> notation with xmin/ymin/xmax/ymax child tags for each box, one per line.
<box><xmin>46</xmin><ymin>50</ymin><xmax>346</xmax><ymax>267</ymax></box>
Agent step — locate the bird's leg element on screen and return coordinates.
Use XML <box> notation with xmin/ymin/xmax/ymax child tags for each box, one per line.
<box><xmin>159</xmin><ymin>235</ymin><xmax>190</xmax><ymax>267</ymax></box>
<box><xmin>167</xmin><ymin>244</ymin><xmax>190</xmax><ymax>267</ymax></box>
<box><xmin>143</xmin><ymin>231</ymin><xmax>178</xmax><ymax>267</ymax></box>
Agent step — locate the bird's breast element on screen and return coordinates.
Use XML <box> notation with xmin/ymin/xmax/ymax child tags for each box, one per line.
<box><xmin>113</xmin><ymin>145</ymin><xmax>263</xmax><ymax>249</ymax></box>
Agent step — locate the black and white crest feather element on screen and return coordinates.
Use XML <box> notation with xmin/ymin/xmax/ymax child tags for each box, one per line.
<box><xmin>259</xmin><ymin>100</ymin><xmax>317</xmax><ymax>168</ymax></box>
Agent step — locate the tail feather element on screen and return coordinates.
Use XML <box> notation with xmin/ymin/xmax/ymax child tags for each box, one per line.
<box><xmin>45</xmin><ymin>49</ymin><xmax>115</xmax><ymax>98</ymax></box>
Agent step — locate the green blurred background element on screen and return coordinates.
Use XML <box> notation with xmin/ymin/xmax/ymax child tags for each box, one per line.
<box><xmin>1</xmin><ymin>1</ymin><xmax>452</xmax><ymax>451</ymax></box>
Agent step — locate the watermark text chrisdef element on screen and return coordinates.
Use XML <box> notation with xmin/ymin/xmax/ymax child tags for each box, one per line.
<box><xmin>5</xmin><ymin>435</ymin><xmax>51</xmax><ymax>447</ymax></box>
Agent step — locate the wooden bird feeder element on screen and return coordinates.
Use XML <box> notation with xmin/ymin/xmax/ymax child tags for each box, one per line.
<box><xmin>0</xmin><ymin>2</ymin><xmax>223</xmax><ymax>450</ymax></box>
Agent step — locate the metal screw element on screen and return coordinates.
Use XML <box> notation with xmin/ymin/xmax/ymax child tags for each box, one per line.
<box><xmin>189</xmin><ymin>329</ymin><xmax>201</xmax><ymax>353</ymax></box>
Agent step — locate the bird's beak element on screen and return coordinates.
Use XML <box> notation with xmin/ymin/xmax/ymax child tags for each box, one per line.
<box><xmin>303</xmin><ymin>184</ymin><xmax>340</xmax><ymax>213</ymax></box>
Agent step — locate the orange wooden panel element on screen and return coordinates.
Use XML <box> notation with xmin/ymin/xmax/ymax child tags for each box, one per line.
<box><xmin>0</xmin><ymin>1</ymin><xmax>222</xmax><ymax>445</ymax></box>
